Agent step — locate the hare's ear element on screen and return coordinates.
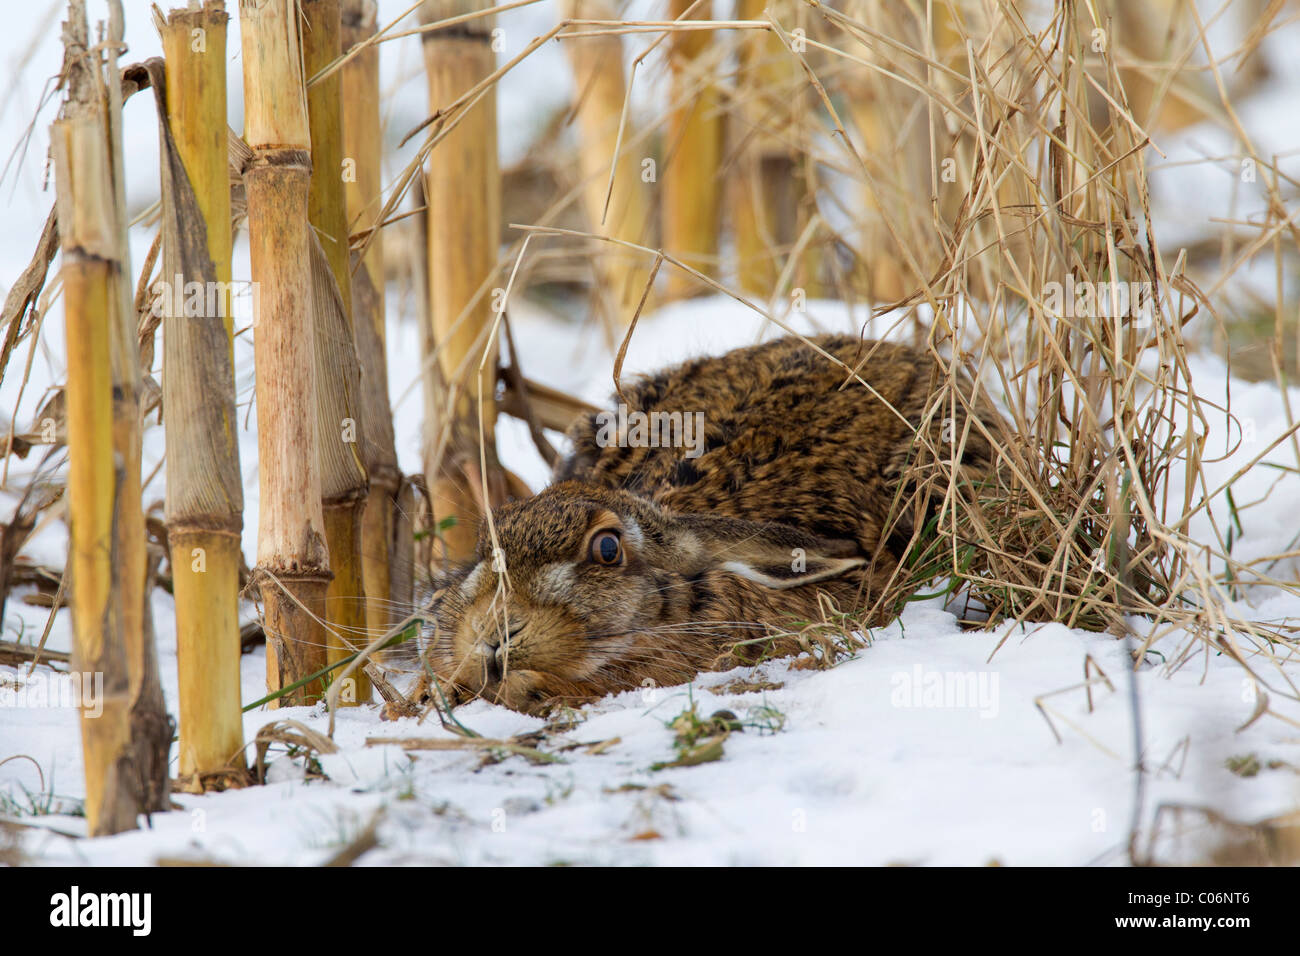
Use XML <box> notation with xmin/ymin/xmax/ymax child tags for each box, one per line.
<box><xmin>671</xmin><ymin>514</ymin><xmax>865</xmax><ymax>590</ymax></box>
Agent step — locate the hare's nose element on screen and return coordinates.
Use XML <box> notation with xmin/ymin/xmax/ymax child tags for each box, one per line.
<box><xmin>472</xmin><ymin>634</ymin><xmax>516</xmax><ymax>683</ymax></box>
<box><xmin>471</xmin><ymin>639</ymin><xmax>503</xmax><ymax>683</ymax></box>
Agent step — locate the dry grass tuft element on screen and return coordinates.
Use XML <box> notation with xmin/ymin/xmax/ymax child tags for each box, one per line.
<box><xmin>791</xmin><ymin>2</ymin><xmax>1300</xmax><ymax>679</ymax></box>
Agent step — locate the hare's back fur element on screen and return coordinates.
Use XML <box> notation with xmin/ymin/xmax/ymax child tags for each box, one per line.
<box><xmin>557</xmin><ymin>334</ymin><xmax>995</xmax><ymax>557</ymax></box>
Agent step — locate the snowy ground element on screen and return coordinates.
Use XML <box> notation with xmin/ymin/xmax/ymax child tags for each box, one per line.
<box><xmin>3</xmin><ymin>2</ymin><xmax>1300</xmax><ymax>865</ymax></box>
<box><xmin>10</xmin><ymin>600</ymin><xmax>1299</xmax><ymax>867</ymax></box>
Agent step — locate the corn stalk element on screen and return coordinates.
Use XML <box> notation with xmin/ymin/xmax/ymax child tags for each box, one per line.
<box><xmin>238</xmin><ymin>0</ymin><xmax>331</xmax><ymax>704</ymax></box>
<box><xmin>730</xmin><ymin>0</ymin><xmax>802</xmax><ymax>297</ymax></box>
<box><xmin>155</xmin><ymin>3</ymin><xmax>247</xmax><ymax>788</ymax></box>
<box><xmin>558</xmin><ymin>0</ymin><xmax>654</xmax><ymax>323</ymax></box>
<box><xmin>342</xmin><ymin>0</ymin><xmax>402</xmax><ymax>657</ymax></box>
<box><xmin>661</xmin><ymin>0</ymin><xmax>722</xmax><ymax>300</ymax></box>
<box><xmin>419</xmin><ymin>0</ymin><xmax>508</xmax><ymax>563</ymax></box>
<box><xmin>54</xmin><ymin>0</ymin><xmax>171</xmax><ymax>836</ymax></box>
<box><xmin>304</xmin><ymin>0</ymin><xmax>371</xmax><ymax>705</ymax></box>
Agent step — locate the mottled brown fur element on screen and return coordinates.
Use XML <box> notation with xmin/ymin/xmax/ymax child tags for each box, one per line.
<box><xmin>422</xmin><ymin>335</ymin><xmax>1000</xmax><ymax>714</ymax></box>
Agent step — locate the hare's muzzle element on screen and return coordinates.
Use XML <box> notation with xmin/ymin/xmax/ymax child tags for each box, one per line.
<box><xmin>468</xmin><ymin>619</ymin><xmax>525</xmax><ymax>685</ymax></box>
<box><xmin>469</xmin><ymin>638</ymin><xmax>504</xmax><ymax>684</ymax></box>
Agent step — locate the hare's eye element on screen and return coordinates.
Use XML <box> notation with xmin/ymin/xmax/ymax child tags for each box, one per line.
<box><xmin>588</xmin><ymin>530</ymin><xmax>622</xmax><ymax>566</ymax></box>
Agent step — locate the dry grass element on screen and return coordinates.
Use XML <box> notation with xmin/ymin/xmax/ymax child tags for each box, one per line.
<box><xmin>810</xmin><ymin>3</ymin><xmax>1300</xmax><ymax>671</ymax></box>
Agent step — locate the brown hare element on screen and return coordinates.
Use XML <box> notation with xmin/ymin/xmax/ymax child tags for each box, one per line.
<box><xmin>418</xmin><ymin>334</ymin><xmax>1001</xmax><ymax>715</ymax></box>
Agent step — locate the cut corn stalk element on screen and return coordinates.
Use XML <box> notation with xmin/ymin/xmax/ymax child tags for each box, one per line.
<box><xmin>342</xmin><ymin>0</ymin><xmax>402</xmax><ymax>662</ymax></box>
<box><xmin>304</xmin><ymin>0</ymin><xmax>371</xmax><ymax>705</ymax></box>
<box><xmin>154</xmin><ymin>4</ymin><xmax>247</xmax><ymax>789</ymax></box>
<box><xmin>238</xmin><ymin>0</ymin><xmax>332</xmax><ymax>705</ymax></box>
<box><xmin>559</xmin><ymin>0</ymin><xmax>654</xmax><ymax>323</ymax></box>
<box><xmin>661</xmin><ymin>0</ymin><xmax>722</xmax><ymax>300</ymax></box>
<box><xmin>419</xmin><ymin>0</ymin><xmax>508</xmax><ymax>564</ymax></box>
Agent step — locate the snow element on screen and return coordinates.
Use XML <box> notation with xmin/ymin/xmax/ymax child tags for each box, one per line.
<box><xmin>3</xmin><ymin>2</ymin><xmax>1300</xmax><ymax>865</ymax></box>
<box><xmin>7</xmin><ymin>592</ymin><xmax>1299</xmax><ymax>866</ymax></box>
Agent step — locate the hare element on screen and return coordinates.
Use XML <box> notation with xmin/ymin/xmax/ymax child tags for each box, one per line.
<box><xmin>417</xmin><ymin>334</ymin><xmax>1001</xmax><ymax>715</ymax></box>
